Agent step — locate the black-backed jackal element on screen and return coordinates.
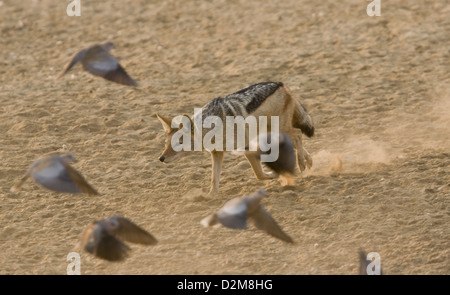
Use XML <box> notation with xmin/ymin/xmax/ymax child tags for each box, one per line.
<box><xmin>156</xmin><ymin>82</ymin><xmax>314</xmax><ymax>195</ymax></box>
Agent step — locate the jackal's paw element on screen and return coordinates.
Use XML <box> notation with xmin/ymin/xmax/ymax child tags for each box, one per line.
<box><xmin>267</xmin><ymin>172</ymin><xmax>279</xmax><ymax>179</ymax></box>
<box><xmin>256</xmin><ymin>172</ymin><xmax>278</xmax><ymax>180</ymax></box>
<box><xmin>297</xmin><ymin>157</ymin><xmax>306</xmax><ymax>172</ymax></box>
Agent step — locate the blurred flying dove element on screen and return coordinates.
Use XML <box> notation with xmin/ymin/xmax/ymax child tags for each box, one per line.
<box><xmin>201</xmin><ymin>189</ymin><xmax>294</xmax><ymax>243</ymax></box>
<box><xmin>245</xmin><ymin>133</ymin><xmax>296</xmax><ymax>185</ymax></box>
<box><xmin>11</xmin><ymin>153</ymin><xmax>99</xmax><ymax>195</ymax></box>
<box><xmin>56</xmin><ymin>42</ymin><xmax>138</xmax><ymax>86</ymax></box>
<box><xmin>80</xmin><ymin>215</ymin><xmax>158</xmax><ymax>261</ymax></box>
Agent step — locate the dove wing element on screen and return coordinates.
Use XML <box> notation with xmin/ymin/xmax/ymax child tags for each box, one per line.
<box><xmin>110</xmin><ymin>216</ymin><xmax>158</xmax><ymax>245</ymax></box>
<box><xmin>61</xmin><ymin>162</ymin><xmax>99</xmax><ymax>195</ymax></box>
<box><xmin>94</xmin><ymin>234</ymin><xmax>130</xmax><ymax>262</ymax></box>
<box><xmin>82</xmin><ymin>50</ymin><xmax>137</xmax><ymax>86</ymax></box>
<box><xmin>102</xmin><ymin>64</ymin><xmax>138</xmax><ymax>86</ymax></box>
<box><xmin>250</xmin><ymin>206</ymin><xmax>294</xmax><ymax>243</ymax></box>
<box><xmin>56</xmin><ymin>48</ymin><xmax>88</xmax><ymax>81</ymax></box>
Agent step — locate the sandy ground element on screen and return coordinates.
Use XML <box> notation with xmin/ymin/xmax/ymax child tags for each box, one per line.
<box><xmin>0</xmin><ymin>0</ymin><xmax>449</xmax><ymax>275</ymax></box>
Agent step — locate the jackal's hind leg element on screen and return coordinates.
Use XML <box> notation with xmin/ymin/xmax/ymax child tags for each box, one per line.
<box><xmin>293</xmin><ymin>134</ymin><xmax>313</xmax><ymax>172</ymax></box>
<box><xmin>291</xmin><ymin>130</ymin><xmax>307</xmax><ymax>172</ymax></box>
<box><xmin>303</xmin><ymin>146</ymin><xmax>313</xmax><ymax>169</ymax></box>
<box><xmin>244</xmin><ymin>152</ymin><xmax>278</xmax><ymax>180</ymax></box>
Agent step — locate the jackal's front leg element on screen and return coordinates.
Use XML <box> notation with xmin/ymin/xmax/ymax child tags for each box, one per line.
<box><xmin>209</xmin><ymin>151</ymin><xmax>224</xmax><ymax>196</ymax></box>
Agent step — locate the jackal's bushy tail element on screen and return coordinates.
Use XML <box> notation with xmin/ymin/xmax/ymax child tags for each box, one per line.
<box><xmin>293</xmin><ymin>100</ymin><xmax>314</xmax><ymax>137</ymax></box>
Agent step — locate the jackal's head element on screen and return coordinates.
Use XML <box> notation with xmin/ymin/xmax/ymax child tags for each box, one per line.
<box><xmin>156</xmin><ymin>113</ymin><xmax>193</xmax><ymax>163</ymax></box>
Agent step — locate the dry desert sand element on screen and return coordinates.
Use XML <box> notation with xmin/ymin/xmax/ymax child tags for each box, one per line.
<box><xmin>0</xmin><ymin>0</ymin><xmax>449</xmax><ymax>274</ymax></box>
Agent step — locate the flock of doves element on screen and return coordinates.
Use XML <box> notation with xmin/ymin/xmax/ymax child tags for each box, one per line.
<box><xmin>10</xmin><ymin>42</ymin><xmax>298</xmax><ymax>263</ymax></box>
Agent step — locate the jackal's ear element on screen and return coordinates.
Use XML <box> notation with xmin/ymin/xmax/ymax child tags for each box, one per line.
<box><xmin>173</xmin><ymin>114</ymin><xmax>193</xmax><ymax>133</ymax></box>
<box><xmin>182</xmin><ymin>114</ymin><xmax>195</xmax><ymax>134</ymax></box>
<box><xmin>155</xmin><ymin>113</ymin><xmax>173</xmax><ymax>133</ymax></box>
<box><xmin>181</xmin><ymin>114</ymin><xmax>193</xmax><ymax>125</ymax></box>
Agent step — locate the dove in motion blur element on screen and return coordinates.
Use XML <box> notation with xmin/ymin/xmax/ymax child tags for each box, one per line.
<box><xmin>248</xmin><ymin>133</ymin><xmax>297</xmax><ymax>186</ymax></box>
<box><xmin>56</xmin><ymin>42</ymin><xmax>137</xmax><ymax>86</ymax></box>
<box><xmin>80</xmin><ymin>215</ymin><xmax>158</xmax><ymax>261</ymax></box>
<box><xmin>11</xmin><ymin>153</ymin><xmax>99</xmax><ymax>195</ymax></box>
<box><xmin>201</xmin><ymin>189</ymin><xmax>294</xmax><ymax>243</ymax></box>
